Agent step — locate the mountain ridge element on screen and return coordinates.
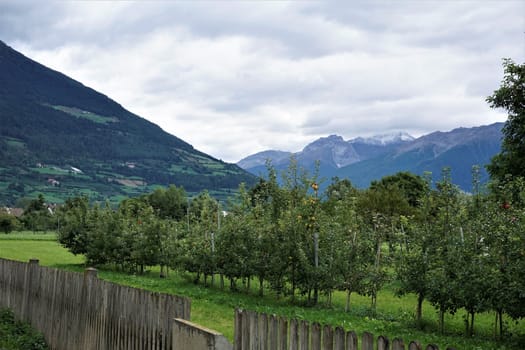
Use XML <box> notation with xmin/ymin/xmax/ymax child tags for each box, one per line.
<box><xmin>237</xmin><ymin>123</ymin><xmax>504</xmax><ymax>191</ymax></box>
<box><xmin>0</xmin><ymin>40</ymin><xmax>255</xmax><ymax>205</ymax></box>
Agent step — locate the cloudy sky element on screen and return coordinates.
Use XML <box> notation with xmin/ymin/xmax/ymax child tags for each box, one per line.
<box><xmin>1</xmin><ymin>1</ymin><xmax>524</xmax><ymax>162</ymax></box>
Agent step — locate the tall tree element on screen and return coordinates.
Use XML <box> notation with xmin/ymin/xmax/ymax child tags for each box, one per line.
<box><xmin>57</xmin><ymin>196</ymin><xmax>90</xmax><ymax>255</ymax></box>
<box><xmin>426</xmin><ymin>168</ymin><xmax>464</xmax><ymax>333</ymax></box>
<box><xmin>487</xmin><ymin>59</ymin><xmax>525</xmax><ymax>182</ymax></box>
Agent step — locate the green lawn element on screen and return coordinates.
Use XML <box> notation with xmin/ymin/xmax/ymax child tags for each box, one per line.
<box><xmin>0</xmin><ymin>232</ymin><xmax>523</xmax><ymax>349</ymax></box>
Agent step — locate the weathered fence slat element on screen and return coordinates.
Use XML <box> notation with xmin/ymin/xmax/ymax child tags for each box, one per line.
<box><xmin>0</xmin><ymin>258</ymin><xmax>191</xmax><ymax>350</ymax></box>
<box><xmin>409</xmin><ymin>341</ymin><xmax>422</xmax><ymax>350</ymax></box>
<box><xmin>259</xmin><ymin>313</ymin><xmax>268</xmax><ymax>350</ymax></box>
<box><xmin>290</xmin><ymin>318</ymin><xmax>299</xmax><ymax>350</ymax></box>
<box><xmin>242</xmin><ymin>310</ymin><xmax>250</xmax><ymax>350</ymax></box>
<box><xmin>300</xmin><ymin>320</ymin><xmax>310</xmax><ymax>350</ymax></box>
<box><xmin>311</xmin><ymin>322</ymin><xmax>321</xmax><ymax>350</ymax></box>
<box><xmin>361</xmin><ymin>332</ymin><xmax>374</xmax><ymax>350</ymax></box>
<box><xmin>249</xmin><ymin>310</ymin><xmax>258</xmax><ymax>350</ymax></box>
<box><xmin>393</xmin><ymin>338</ymin><xmax>405</xmax><ymax>350</ymax></box>
<box><xmin>268</xmin><ymin>314</ymin><xmax>278</xmax><ymax>349</ymax></box>
<box><xmin>378</xmin><ymin>335</ymin><xmax>390</xmax><ymax>350</ymax></box>
<box><xmin>279</xmin><ymin>316</ymin><xmax>288</xmax><ymax>350</ymax></box>
<box><xmin>346</xmin><ymin>330</ymin><xmax>358</xmax><ymax>350</ymax></box>
<box><xmin>234</xmin><ymin>309</ymin><xmax>243</xmax><ymax>350</ymax></box>
<box><xmin>230</xmin><ymin>310</ymin><xmax>456</xmax><ymax>350</ymax></box>
<box><xmin>322</xmin><ymin>325</ymin><xmax>333</xmax><ymax>350</ymax></box>
<box><xmin>334</xmin><ymin>326</ymin><xmax>345</xmax><ymax>350</ymax></box>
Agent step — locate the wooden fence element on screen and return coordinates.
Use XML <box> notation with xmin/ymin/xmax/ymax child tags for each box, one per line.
<box><xmin>233</xmin><ymin>309</ymin><xmax>456</xmax><ymax>350</ymax></box>
<box><xmin>0</xmin><ymin>258</ymin><xmax>191</xmax><ymax>350</ymax></box>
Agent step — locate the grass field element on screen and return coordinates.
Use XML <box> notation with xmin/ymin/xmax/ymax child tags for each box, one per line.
<box><xmin>0</xmin><ymin>232</ymin><xmax>523</xmax><ymax>349</ymax></box>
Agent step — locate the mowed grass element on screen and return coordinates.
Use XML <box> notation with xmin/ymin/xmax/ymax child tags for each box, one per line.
<box><xmin>0</xmin><ymin>232</ymin><xmax>83</xmax><ymax>267</ymax></box>
<box><xmin>0</xmin><ymin>232</ymin><xmax>523</xmax><ymax>349</ymax></box>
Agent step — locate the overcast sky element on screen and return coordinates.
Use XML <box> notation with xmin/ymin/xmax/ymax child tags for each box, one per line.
<box><xmin>2</xmin><ymin>1</ymin><xmax>524</xmax><ymax>162</ymax></box>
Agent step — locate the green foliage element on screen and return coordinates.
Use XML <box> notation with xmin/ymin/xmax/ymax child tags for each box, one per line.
<box><xmin>143</xmin><ymin>185</ymin><xmax>188</xmax><ymax>220</ymax></box>
<box><xmin>487</xmin><ymin>59</ymin><xmax>525</xmax><ymax>182</ymax></box>
<box><xmin>19</xmin><ymin>194</ymin><xmax>55</xmax><ymax>232</ymax></box>
<box><xmin>0</xmin><ymin>212</ymin><xmax>19</xmax><ymax>233</ymax></box>
<box><xmin>370</xmin><ymin>171</ymin><xmax>426</xmax><ymax>207</ymax></box>
<box><xmin>0</xmin><ymin>308</ymin><xmax>48</xmax><ymax>350</ymax></box>
<box><xmin>57</xmin><ymin>196</ymin><xmax>90</xmax><ymax>255</ymax></box>
<box><xmin>48</xmin><ymin>159</ymin><xmax>525</xmax><ymax>344</ymax></box>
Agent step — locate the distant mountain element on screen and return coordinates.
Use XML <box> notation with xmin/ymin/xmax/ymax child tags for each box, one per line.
<box><xmin>237</xmin><ymin>150</ymin><xmax>293</xmax><ymax>170</ymax></box>
<box><xmin>237</xmin><ymin>124</ymin><xmax>504</xmax><ymax>191</ymax></box>
<box><xmin>0</xmin><ymin>40</ymin><xmax>255</xmax><ymax>205</ymax></box>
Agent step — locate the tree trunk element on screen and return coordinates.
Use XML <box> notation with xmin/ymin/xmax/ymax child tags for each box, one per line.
<box><xmin>494</xmin><ymin>311</ymin><xmax>498</xmax><ymax>339</ymax></box>
<box><xmin>498</xmin><ymin>309</ymin><xmax>503</xmax><ymax>339</ymax></box>
<box><xmin>416</xmin><ymin>293</ymin><xmax>424</xmax><ymax>325</ymax></box>
<box><xmin>220</xmin><ymin>274</ymin><xmax>224</xmax><ymax>290</ymax></box>
<box><xmin>345</xmin><ymin>290</ymin><xmax>352</xmax><ymax>312</ymax></box>
<box><xmin>371</xmin><ymin>293</ymin><xmax>377</xmax><ymax>315</ymax></box>
<box><xmin>291</xmin><ymin>266</ymin><xmax>296</xmax><ymax>301</ymax></box>
<box><xmin>469</xmin><ymin>311</ymin><xmax>475</xmax><ymax>337</ymax></box>
<box><xmin>439</xmin><ymin>308</ymin><xmax>445</xmax><ymax>334</ymax></box>
<box><xmin>259</xmin><ymin>277</ymin><xmax>264</xmax><ymax>297</ymax></box>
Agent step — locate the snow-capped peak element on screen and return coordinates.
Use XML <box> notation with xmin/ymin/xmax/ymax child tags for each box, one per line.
<box><xmin>351</xmin><ymin>132</ymin><xmax>414</xmax><ymax>146</ymax></box>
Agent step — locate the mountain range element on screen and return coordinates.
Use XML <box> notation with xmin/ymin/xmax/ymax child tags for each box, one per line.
<box><xmin>0</xmin><ymin>40</ymin><xmax>255</xmax><ymax>206</ymax></box>
<box><xmin>0</xmin><ymin>38</ymin><xmax>505</xmax><ymax>206</ymax></box>
<box><xmin>237</xmin><ymin>123</ymin><xmax>504</xmax><ymax>191</ymax></box>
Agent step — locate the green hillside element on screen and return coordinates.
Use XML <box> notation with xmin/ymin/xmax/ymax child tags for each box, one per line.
<box><xmin>0</xmin><ymin>40</ymin><xmax>255</xmax><ymax>205</ymax></box>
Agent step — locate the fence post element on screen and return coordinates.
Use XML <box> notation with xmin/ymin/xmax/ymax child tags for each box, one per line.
<box><xmin>84</xmin><ymin>267</ymin><xmax>98</xmax><ymax>283</ymax></box>
<box><xmin>425</xmin><ymin>345</ymin><xmax>439</xmax><ymax>350</ymax></box>
<box><xmin>299</xmin><ymin>320</ymin><xmax>309</xmax><ymax>350</ymax></box>
<box><xmin>81</xmin><ymin>268</ymin><xmax>97</xmax><ymax>350</ymax></box>
<box><xmin>361</xmin><ymin>332</ymin><xmax>373</xmax><ymax>350</ymax></box>
<box><xmin>378</xmin><ymin>335</ymin><xmax>389</xmax><ymax>350</ymax></box>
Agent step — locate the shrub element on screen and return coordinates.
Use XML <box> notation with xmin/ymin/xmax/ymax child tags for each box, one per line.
<box><xmin>0</xmin><ymin>308</ymin><xmax>48</xmax><ymax>350</ymax></box>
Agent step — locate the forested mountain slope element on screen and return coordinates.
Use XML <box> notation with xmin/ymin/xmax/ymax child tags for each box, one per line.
<box><xmin>0</xmin><ymin>40</ymin><xmax>255</xmax><ymax>205</ymax></box>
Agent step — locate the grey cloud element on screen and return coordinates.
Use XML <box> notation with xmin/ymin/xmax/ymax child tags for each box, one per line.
<box><xmin>1</xmin><ymin>0</ymin><xmax>521</xmax><ymax>162</ymax></box>
<box><xmin>0</xmin><ymin>1</ymin><xmax>65</xmax><ymax>47</ymax></box>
